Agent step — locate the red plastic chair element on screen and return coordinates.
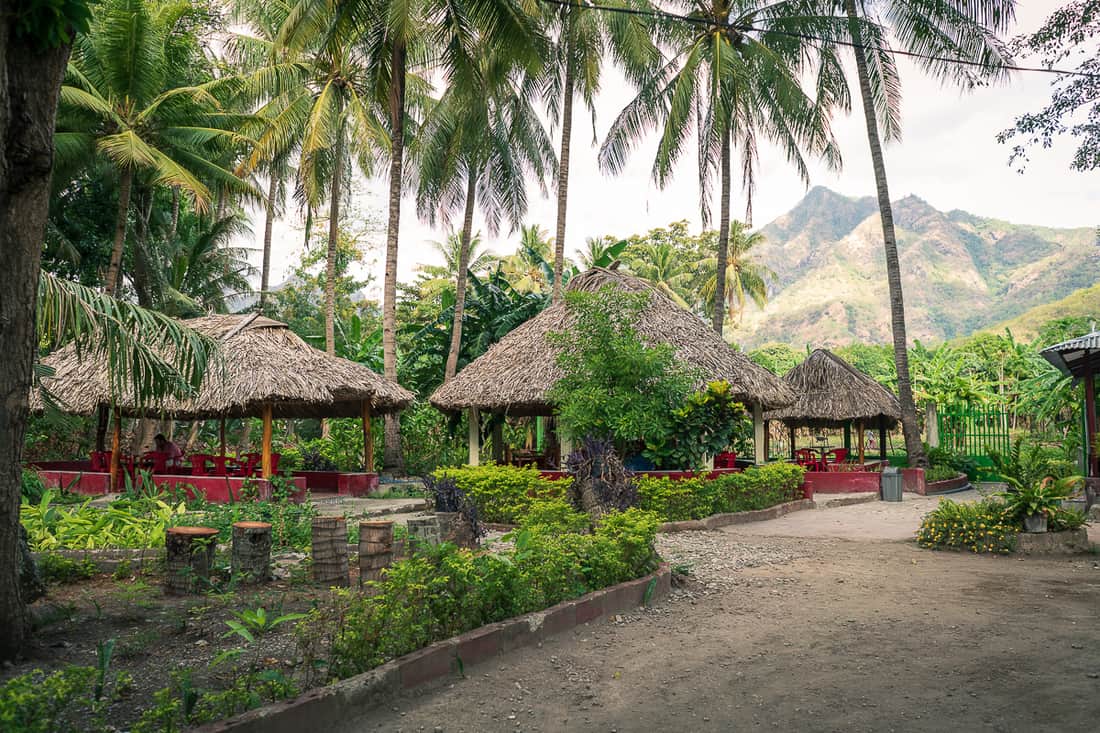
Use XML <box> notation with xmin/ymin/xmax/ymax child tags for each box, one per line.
<box><xmin>714</xmin><ymin>451</ymin><xmax>738</xmax><ymax>469</ymax></box>
<box><xmin>231</xmin><ymin>453</ymin><xmax>260</xmax><ymax>477</ymax></box>
<box><xmin>141</xmin><ymin>451</ymin><xmax>169</xmax><ymax>474</ymax></box>
<box><xmin>795</xmin><ymin>449</ymin><xmax>824</xmax><ymax>472</ymax></box>
<box><xmin>190</xmin><ymin>453</ymin><xmax>213</xmax><ymax>476</ymax></box>
<box><xmin>824</xmin><ymin>448</ymin><xmax>849</xmax><ymax>467</ymax></box>
<box><xmin>90</xmin><ymin>451</ymin><xmax>109</xmax><ymax>472</ymax></box>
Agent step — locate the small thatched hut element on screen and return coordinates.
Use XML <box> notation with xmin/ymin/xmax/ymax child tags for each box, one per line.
<box><xmin>430</xmin><ymin>267</ymin><xmax>794</xmax><ymax>465</ymax></box>
<box><xmin>764</xmin><ymin>348</ymin><xmax>901</xmax><ymax>463</ymax></box>
<box><xmin>37</xmin><ymin>313</ymin><xmax>414</xmax><ymax>479</ymax></box>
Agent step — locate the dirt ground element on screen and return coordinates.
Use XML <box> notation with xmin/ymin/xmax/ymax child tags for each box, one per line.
<box><xmin>350</xmin><ymin>524</ymin><xmax>1100</xmax><ymax>732</ymax></box>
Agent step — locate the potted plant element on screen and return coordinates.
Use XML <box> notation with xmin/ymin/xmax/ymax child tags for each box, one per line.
<box><xmin>999</xmin><ymin>476</ymin><xmax>1082</xmax><ymax>533</ymax></box>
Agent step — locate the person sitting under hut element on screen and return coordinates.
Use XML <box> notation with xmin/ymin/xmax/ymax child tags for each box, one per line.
<box><xmin>154</xmin><ymin>433</ymin><xmax>184</xmax><ymax>468</ymax></box>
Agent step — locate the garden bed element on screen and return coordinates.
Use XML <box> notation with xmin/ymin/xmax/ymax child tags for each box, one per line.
<box><xmin>923</xmin><ymin>472</ymin><xmax>969</xmax><ymax>495</ymax></box>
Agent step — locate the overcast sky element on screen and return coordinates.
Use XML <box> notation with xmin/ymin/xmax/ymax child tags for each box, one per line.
<box><xmin>246</xmin><ymin>1</ymin><xmax>1097</xmax><ymax>299</ymax></box>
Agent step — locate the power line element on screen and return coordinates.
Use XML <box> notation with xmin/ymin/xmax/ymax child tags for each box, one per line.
<box><xmin>536</xmin><ymin>0</ymin><xmax>1100</xmax><ymax>80</ymax></box>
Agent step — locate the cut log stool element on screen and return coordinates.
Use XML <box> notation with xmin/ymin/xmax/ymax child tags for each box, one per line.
<box><xmin>359</xmin><ymin>521</ymin><xmax>394</xmax><ymax>588</ymax></box>
<box><xmin>406</xmin><ymin>516</ymin><xmax>441</xmax><ymax>549</ymax></box>
<box><xmin>231</xmin><ymin>521</ymin><xmax>272</xmax><ymax>583</ymax></box>
<box><xmin>311</xmin><ymin>517</ymin><xmax>349</xmax><ymax>587</ymax></box>
<box><xmin>165</xmin><ymin>526</ymin><xmax>219</xmax><ymax>595</ymax></box>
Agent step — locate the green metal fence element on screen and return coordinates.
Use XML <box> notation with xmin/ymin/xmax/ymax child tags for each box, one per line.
<box><xmin>936</xmin><ymin>402</ymin><xmax>1011</xmax><ymax>478</ymax></box>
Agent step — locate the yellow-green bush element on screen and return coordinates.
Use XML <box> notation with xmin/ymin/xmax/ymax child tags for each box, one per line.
<box><xmin>431</xmin><ymin>463</ymin><xmax>568</xmax><ymax>523</ymax></box>
<box><xmin>916</xmin><ymin>498</ymin><xmax>1015</xmax><ymax>554</ymax></box>
<box><xmin>635</xmin><ymin>463</ymin><xmax>805</xmax><ymax>521</ymax></box>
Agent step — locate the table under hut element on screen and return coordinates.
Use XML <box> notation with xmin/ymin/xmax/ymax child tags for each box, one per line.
<box><xmin>764</xmin><ymin>349</ymin><xmax>901</xmax><ymax>472</ymax></box>
<box><xmin>30</xmin><ymin>314</ymin><xmax>414</xmax><ymax>501</ymax></box>
<box><xmin>429</xmin><ymin>266</ymin><xmax>794</xmax><ymax>470</ymax></box>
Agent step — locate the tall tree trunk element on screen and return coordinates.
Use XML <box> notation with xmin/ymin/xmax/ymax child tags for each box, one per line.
<box><xmin>104</xmin><ymin>167</ymin><xmax>133</xmax><ymax>296</ymax></box>
<box><xmin>130</xmin><ymin>187</ymin><xmax>155</xmax><ymax>308</ymax></box>
<box><xmin>0</xmin><ymin>24</ymin><xmax>71</xmax><ymax>661</ymax></box>
<box><xmin>444</xmin><ymin>174</ymin><xmax>477</xmax><ymax>382</ymax></box>
<box><xmin>321</xmin><ymin>127</ymin><xmax>344</xmax><ymax>441</ymax></box>
<box><xmin>712</xmin><ymin>131</ymin><xmax>731</xmax><ymax>335</ymax></box>
<box><xmin>258</xmin><ymin>174</ymin><xmax>277</xmax><ymax>313</ymax></box>
<box><xmin>552</xmin><ymin>41</ymin><xmax>575</xmax><ymax>303</ymax></box>
<box><xmin>382</xmin><ymin>40</ymin><xmax>408</xmax><ymax>474</ymax></box>
<box><xmin>845</xmin><ymin>0</ymin><xmax>926</xmax><ymax>468</ymax></box>
<box><xmin>168</xmin><ymin>186</ymin><xmax>180</xmax><ymax>242</ymax></box>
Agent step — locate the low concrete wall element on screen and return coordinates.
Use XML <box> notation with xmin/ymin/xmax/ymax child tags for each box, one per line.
<box><xmin>196</xmin><ymin>563</ymin><xmax>671</xmax><ymax>733</ymax></box>
<box><xmin>658</xmin><ymin>499</ymin><xmax>815</xmax><ymax>533</ymax></box>
<box><xmin>802</xmin><ymin>471</ymin><xmax>880</xmax><ymax>495</ymax></box>
<box><xmin>923</xmin><ymin>473</ymin><xmax>969</xmax><ymax>495</ymax></box>
<box><xmin>1015</xmin><ymin>529</ymin><xmax>1091</xmax><ymax>555</ymax></box>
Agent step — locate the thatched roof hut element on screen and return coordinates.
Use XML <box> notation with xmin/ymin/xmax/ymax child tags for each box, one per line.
<box><xmin>430</xmin><ymin>267</ymin><xmax>794</xmax><ymax>415</ymax></box>
<box><xmin>764</xmin><ymin>349</ymin><xmax>900</xmax><ymax>430</ymax></box>
<box><xmin>37</xmin><ymin>313</ymin><xmax>414</xmax><ymax>419</ymax></box>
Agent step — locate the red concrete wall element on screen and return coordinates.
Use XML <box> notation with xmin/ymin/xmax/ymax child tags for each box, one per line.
<box><xmin>801</xmin><ymin>471</ymin><xmax>881</xmax><ymax>495</ymax></box>
<box><xmin>902</xmin><ymin>468</ymin><xmax>927</xmax><ymax>495</ymax></box>
<box><xmin>337</xmin><ymin>473</ymin><xmax>380</xmax><ymax>497</ymax></box>
<box><xmin>33</xmin><ymin>469</ymin><xmax>308</xmax><ymax>503</ymax></box>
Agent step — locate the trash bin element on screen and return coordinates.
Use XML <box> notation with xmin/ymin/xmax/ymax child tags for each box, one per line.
<box><xmin>880</xmin><ymin>466</ymin><xmax>903</xmax><ymax>502</ymax></box>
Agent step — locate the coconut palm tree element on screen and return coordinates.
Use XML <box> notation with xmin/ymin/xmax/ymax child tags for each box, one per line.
<box><xmin>56</xmin><ymin>0</ymin><xmax>255</xmax><ymax>296</ymax></box>
<box><xmin>232</xmin><ymin>0</ymin><xmax>388</xmax><ymax>360</ymax></box>
<box><xmin>501</xmin><ymin>225</ymin><xmax>557</xmax><ymax>294</ymax></box>
<box><xmin>540</xmin><ymin>0</ymin><xmax>660</xmax><ymax>303</ymax></box>
<box><xmin>599</xmin><ymin>0</ymin><xmax>848</xmax><ymax>336</ymax></box>
<box><xmin>696</xmin><ymin>222</ymin><xmax>773</xmax><ymax>322</ymax></box>
<box><xmin>419</xmin><ymin>232</ymin><xmax>496</xmax><ymax>288</ymax></box>
<box><xmin>416</xmin><ymin>45</ymin><xmax>556</xmax><ymax>381</ymax></box>
<box><xmin>832</xmin><ymin>0</ymin><xmax>1014</xmax><ymax>466</ymax></box>
<box><xmin>626</xmin><ymin>242</ymin><xmax>693</xmax><ymax>308</ymax></box>
<box><xmin>277</xmin><ymin>0</ymin><xmax>544</xmax><ymax>472</ymax></box>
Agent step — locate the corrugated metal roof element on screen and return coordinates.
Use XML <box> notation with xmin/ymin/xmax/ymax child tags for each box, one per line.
<box><xmin>1040</xmin><ymin>330</ymin><xmax>1100</xmax><ymax>378</ymax></box>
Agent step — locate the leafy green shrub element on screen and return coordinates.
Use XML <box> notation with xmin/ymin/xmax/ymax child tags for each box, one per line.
<box><xmin>925</xmin><ymin>445</ymin><xmax>978</xmax><ymax>480</ymax></box>
<box><xmin>177</xmin><ymin>496</ymin><xmax>317</xmax><ymax>551</ymax></box>
<box><xmin>324</xmin><ymin>508</ymin><xmax>659</xmax><ymax>678</ymax></box>
<box><xmin>643</xmin><ymin>381</ymin><xmax>745</xmax><ymax>469</ymax></box>
<box><xmin>38</xmin><ymin>554</ymin><xmax>98</xmax><ymax>584</ymax></box>
<box><xmin>1049</xmin><ymin>507</ymin><xmax>1089</xmax><ymax>531</ymax></box>
<box><xmin>432</xmin><ymin>464</ymin><xmax>568</xmax><ymax>523</ymax></box>
<box><xmin>924</xmin><ymin>464</ymin><xmax>962</xmax><ymax>483</ymax></box>
<box><xmin>0</xmin><ymin>651</ymin><xmax>130</xmax><ymax>733</ymax></box>
<box><xmin>21</xmin><ymin>469</ymin><xmax>47</xmax><ymax>504</ymax></box>
<box><xmin>917</xmin><ymin>499</ymin><xmax>1015</xmax><ymax>554</ymax></box>
<box><xmin>998</xmin><ymin>476</ymin><xmax>1080</xmax><ymax>525</ymax></box>
<box><xmin>635</xmin><ymin>463</ymin><xmax>805</xmax><ymax>521</ymax></box>
<box><xmin>21</xmin><ymin>492</ymin><xmax>188</xmax><ymax>550</ymax></box>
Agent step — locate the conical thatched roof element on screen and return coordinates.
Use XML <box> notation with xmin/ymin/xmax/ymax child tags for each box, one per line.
<box><xmin>764</xmin><ymin>348</ymin><xmax>900</xmax><ymax>429</ymax></box>
<box><xmin>430</xmin><ymin>267</ymin><xmax>794</xmax><ymax>415</ymax></box>
<box><xmin>35</xmin><ymin>314</ymin><xmax>414</xmax><ymax>419</ymax></box>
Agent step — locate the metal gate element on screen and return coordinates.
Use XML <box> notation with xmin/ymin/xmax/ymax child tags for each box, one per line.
<box><xmin>935</xmin><ymin>402</ymin><xmax>1010</xmax><ymax>477</ymax></box>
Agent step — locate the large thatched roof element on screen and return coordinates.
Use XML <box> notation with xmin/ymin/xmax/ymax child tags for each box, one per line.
<box><xmin>36</xmin><ymin>314</ymin><xmax>413</xmax><ymax>419</ymax></box>
<box><xmin>764</xmin><ymin>349</ymin><xmax>901</xmax><ymax>429</ymax></box>
<box><xmin>430</xmin><ymin>267</ymin><xmax>794</xmax><ymax>414</ymax></box>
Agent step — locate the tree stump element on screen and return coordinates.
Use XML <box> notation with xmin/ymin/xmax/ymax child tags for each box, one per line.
<box><xmin>406</xmin><ymin>516</ymin><xmax>441</xmax><ymax>550</ymax></box>
<box><xmin>436</xmin><ymin>512</ymin><xmax>476</xmax><ymax>549</ymax></box>
<box><xmin>358</xmin><ymin>521</ymin><xmax>394</xmax><ymax>588</ymax></box>
<box><xmin>311</xmin><ymin>517</ymin><xmax>348</xmax><ymax>587</ymax></box>
<box><xmin>165</xmin><ymin>526</ymin><xmax>219</xmax><ymax>595</ymax></box>
<box><xmin>231</xmin><ymin>521</ymin><xmax>272</xmax><ymax>584</ymax></box>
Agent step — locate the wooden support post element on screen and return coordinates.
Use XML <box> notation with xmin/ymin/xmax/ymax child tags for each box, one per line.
<box><xmin>878</xmin><ymin>422</ymin><xmax>888</xmax><ymax>461</ymax></box>
<box><xmin>789</xmin><ymin>424</ymin><xmax>796</xmax><ymax>461</ymax></box>
<box><xmin>219</xmin><ymin>417</ymin><xmax>226</xmax><ymax>457</ymax></box>
<box><xmin>310</xmin><ymin>517</ymin><xmax>348</xmax><ymax>587</ymax></box>
<box><xmin>359</xmin><ymin>521</ymin><xmax>394</xmax><ymax>588</ymax></box>
<box><xmin>925</xmin><ymin>403</ymin><xmax>939</xmax><ymax>448</ymax></box>
<box><xmin>261</xmin><ymin>404</ymin><xmax>273</xmax><ymax>478</ymax></box>
<box><xmin>361</xmin><ymin>401</ymin><xmax>374</xmax><ymax>472</ymax></box>
<box><xmin>109</xmin><ymin>408</ymin><xmax>122</xmax><ymax>491</ymax></box>
<box><xmin>467</xmin><ymin>408</ymin><xmax>480</xmax><ymax>466</ymax></box>
<box><xmin>1085</xmin><ymin>354</ymin><xmax>1097</xmax><ymax>477</ymax></box>
<box><xmin>843</xmin><ymin>423</ymin><xmax>852</xmax><ymax>452</ymax></box>
<box><xmin>763</xmin><ymin>420</ymin><xmax>771</xmax><ymax>461</ymax></box>
<box><xmin>753</xmin><ymin>402</ymin><xmax>766</xmax><ymax>465</ymax></box>
<box><xmin>857</xmin><ymin>420</ymin><xmax>866</xmax><ymax>465</ymax></box>
<box><xmin>165</xmin><ymin>526</ymin><xmax>219</xmax><ymax>595</ymax></box>
<box><xmin>491</xmin><ymin>418</ymin><xmax>504</xmax><ymax>463</ymax></box>
<box><xmin>231</xmin><ymin>521</ymin><xmax>272</xmax><ymax>584</ymax></box>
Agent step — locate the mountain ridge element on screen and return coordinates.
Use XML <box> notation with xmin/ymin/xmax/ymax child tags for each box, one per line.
<box><xmin>729</xmin><ymin>187</ymin><xmax>1099</xmax><ymax>348</ymax></box>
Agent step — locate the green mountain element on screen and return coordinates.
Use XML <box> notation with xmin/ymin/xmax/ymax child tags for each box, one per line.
<box><xmin>976</xmin><ymin>284</ymin><xmax>1100</xmax><ymax>341</ymax></box>
<box><xmin>728</xmin><ymin>187</ymin><xmax>1099</xmax><ymax>348</ymax></box>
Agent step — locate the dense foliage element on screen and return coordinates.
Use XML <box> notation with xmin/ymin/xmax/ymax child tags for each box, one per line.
<box><xmin>432</xmin><ymin>464</ymin><xmax>568</xmax><ymax>524</ymax></box>
<box><xmin>319</xmin><ymin>508</ymin><xmax>660</xmax><ymax>678</ymax></box>
<box><xmin>634</xmin><ymin>464</ymin><xmax>805</xmax><ymax>522</ymax></box>
<box><xmin>917</xmin><ymin>499</ymin><xmax>1016</xmax><ymax>554</ymax></box>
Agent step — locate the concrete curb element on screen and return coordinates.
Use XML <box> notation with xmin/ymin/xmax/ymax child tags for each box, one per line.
<box><xmin>659</xmin><ymin>499</ymin><xmax>816</xmax><ymax>533</ymax></box>
<box><xmin>196</xmin><ymin>563</ymin><xmax>671</xmax><ymax>733</ymax></box>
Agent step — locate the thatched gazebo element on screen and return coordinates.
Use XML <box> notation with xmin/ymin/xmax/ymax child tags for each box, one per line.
<box><xmin>430</xmin><ymin>267</ymin><xmax>794</xmax><ymax>466</ymax></box>
<box><xmin>37</xmin><ymin>313</ymin><xmax>414</xmax><ymax>484</ymax></box>
<box><xmin>765</xmin><ymin>349</ymin><xmax>900</xmax><ymax>464</ymax></box>
<box><xmin>1040</xmin><ymin>329</ymin><xmax>1100</xmax><ymax>477</ymax></box>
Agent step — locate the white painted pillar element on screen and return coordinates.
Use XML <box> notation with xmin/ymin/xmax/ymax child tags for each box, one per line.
<box><xmin>467</xmin><ymin>408</ymin><xmax>480</xmax><ymax>466</ymax></box>
<box><xmin>926</xmin><ymin>403</ymin><xmax>939</xmax><ymax>448</ymax></box>
<box><xmin>753</xmin><ymin>402</ymin><xmax>766</xmax><ymax>465</ymax></box>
